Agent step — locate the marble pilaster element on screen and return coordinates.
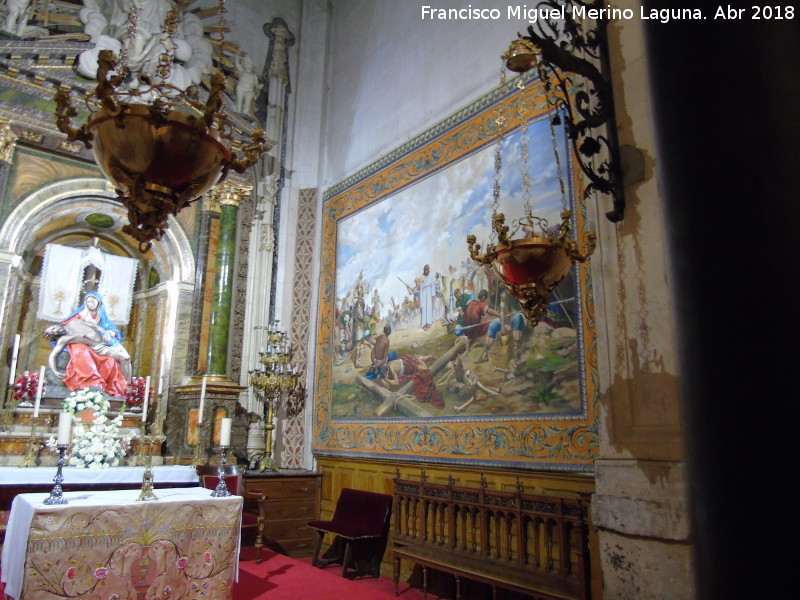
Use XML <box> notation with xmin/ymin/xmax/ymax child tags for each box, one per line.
<box><xmin>186</xmin><ymin>208</ymin><xmax>214</xmax><ymax>376</ymax></box>
<box><xmin>206</xmin><ymin>188</ymin><xmax>249</xmax><ymax>377</ymax></box>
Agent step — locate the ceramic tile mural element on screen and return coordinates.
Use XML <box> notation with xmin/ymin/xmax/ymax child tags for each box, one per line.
<box><xmin>315</xmin><ymin>78</ymin><xmax>599</xmax><ymax>471</ymax></box>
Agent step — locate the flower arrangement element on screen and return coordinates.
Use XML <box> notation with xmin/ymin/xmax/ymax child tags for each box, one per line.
<box><xmin>50</xmin><ymin>388</ymin><xmax>133</xmax><ymax>469</ymax></box>
<box><xmin>13</xmin><ymin>371</ymin><xmax>45</xmax><ymax>403</ymax></box>
<box><xmin>124</xmin><ymin>377</ymin><xmax>152</xmax><ymax>411</ymax></box>
<box><xmin>63</xmin><ymin>388</ymin><xmax>109</xmax><ymax>417</ymax></box>
<box><xmin>67</xmin><ymin>413</ymin><xmax>133</xmax><ymax>469</ymax></box>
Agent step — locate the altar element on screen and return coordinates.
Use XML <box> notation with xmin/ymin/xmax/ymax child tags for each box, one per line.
<box><xmin>0</xmin><ymin>465</ymin><xmax>200</xmax><ymax>544</ymax></box>
<box><xmin>1</xmin><ymin>487</ymin><xmax>243</xmax><ymax>600</ymax></box>
<box><xmin>0</xmin><ymin>464</ymin><xmax>198</xmax><ymax>487</ymax></box>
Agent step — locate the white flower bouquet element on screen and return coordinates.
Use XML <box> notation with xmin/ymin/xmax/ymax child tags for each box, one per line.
<box><xmin>50</xmin><ymin>388</ymin><xmax>133</xmax><ymax>469</ymax></box>
<box><xmin>63</xmin><ymin>388</ymin><xmax>109</xmax><ymax>416</ymax></box>
<box><xmin>67</xmin><ymin>413</ymin><xmax>134</xmax><ymax>469</ymax></box>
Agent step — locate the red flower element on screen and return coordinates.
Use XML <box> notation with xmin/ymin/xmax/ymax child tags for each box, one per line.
<box><xmin>124</xmin><ymin>377</ymin><xmax>153</xmax><ymax>407</ymax></box>
<box><xmin>13</xmin><ymin>371</ymin><xmax>44</xmax><ymax>403</ymax></box>
<box><xmin>66</xmin><ymin>567</ymin><xmax>76</xmax><ymax>580</ymax></box>
<box><xmin>203</xmin><ymin>552</ymin><xmax>212</xmax><ymax>564</ymax></box>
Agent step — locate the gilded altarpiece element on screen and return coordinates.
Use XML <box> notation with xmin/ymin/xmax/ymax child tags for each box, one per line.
<box><xmin>315</xmin><ymin>78</ymin><xmax>599</xmax><ymax>471</ymax></box>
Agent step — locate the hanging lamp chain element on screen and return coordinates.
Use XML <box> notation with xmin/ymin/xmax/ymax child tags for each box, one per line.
<box><xmin>514</xmin><ymin>75</ymin><xmax>551</xmax><ymax>239</ymax></box>
<box><xmin>537</xmin><ymin>61</ymin><xmax>569</xmax><ymax>213</ymax></box>
<box><xmin>156</xmin><ymin>6</ymin><xmax>182</xmax><ymax>81</ymax></box>
<box><xmin>517</xmin><ymin>76</ymin><xmax>532</xmax><ymax>221</ymax></box>
<box><xmin>490</xmin><ymin>59</ymin><xmax>507</xmax><ymax>246</ymax></box>
<box><xmin>118</xmin><ymin>2</ymin><xmax>139</xmax><ymax>80</ymax></box>
<box><xmin>217</xmin><ymin>0</ymin><xmax>228</xmax><ymax>66</ymax></box>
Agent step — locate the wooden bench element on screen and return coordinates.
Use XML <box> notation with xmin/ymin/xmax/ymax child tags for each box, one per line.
<box><xmin>392</xmin><ymin>474</ymin><xmax>591</xmax><ymax>600</ymax></box>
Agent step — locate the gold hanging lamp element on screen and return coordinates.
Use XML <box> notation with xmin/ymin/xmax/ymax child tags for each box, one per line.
<box><xmin>467</xmin><ymin>44</ymin><xmax>596</xmax><ymax>327</ymax></box>
<box><xmin>54</xmin><ymin>0</ymin><xmax>267</xmax><ymax>252</ymax></box>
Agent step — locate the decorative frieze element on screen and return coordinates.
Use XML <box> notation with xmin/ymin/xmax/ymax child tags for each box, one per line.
<box><xmin>56</xmin><ymin>140</ymin><xmax>82</xmax><ymax>153</ymax></box>
<box><xmin>18</xmin><ymin>130</ymin><xmax>42</xmax><ymax>143</ymax></box>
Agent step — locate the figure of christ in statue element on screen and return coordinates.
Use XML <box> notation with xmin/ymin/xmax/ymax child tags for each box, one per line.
<box><xmin>44</xmin><ymin>292</ymin><xmax>131</xmax><ymax>396</ymax></box>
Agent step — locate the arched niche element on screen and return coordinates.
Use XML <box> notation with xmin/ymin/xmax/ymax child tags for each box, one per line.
<box><xmin>0</xmin><ymin>176</ymin><xmax>196</xmax><ymax>411</ymax></box>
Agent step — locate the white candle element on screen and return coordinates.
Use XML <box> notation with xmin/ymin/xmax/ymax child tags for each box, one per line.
<box><xmin>8</xmin><ymin>334</ymin><xmax>19</xmax><ymax>385</ymax></box>
<box><xmin>197</xmin><ymin>376</ymin><xmax>207</xmax><ymax>424</ymax></box>
<box><xmin>33</xmin><ymin>365</ymin><xmax>45</xmax><ymax>418</ymax></box>
<box><xmin>57</xmin><ymin>412</ymin><xmax>72</xmax><ymax>445</ymax></box>
<box><xmin>157</xmin><ymin>374</ymin><xmax>164</xmax><ymax>396</ymax></box>
<box><xmin>141</xmin><ymin>375</ymin><xmax>151</xmax><ymax>422</ymax></box>
<box><xmin>219</xmin><ymin>417</ymin><xmax>232</xmax><ymax>446</ymax></box>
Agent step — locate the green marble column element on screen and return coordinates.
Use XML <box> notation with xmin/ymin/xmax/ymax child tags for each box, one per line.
<box><xmin>206</xmin><ymin>186</ymin><xmax>250</xmax><ymax>376</ymax></box>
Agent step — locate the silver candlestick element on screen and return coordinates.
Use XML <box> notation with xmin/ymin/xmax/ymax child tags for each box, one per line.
<box><xmin>43</xmin><ymin>444</ymin><xmax>69</xmax><ymax>505</ymax></box>
<box><xmin>210</xmin><ymin>445</ymin><xmax>232</xmax><ymax>497</ymax></box>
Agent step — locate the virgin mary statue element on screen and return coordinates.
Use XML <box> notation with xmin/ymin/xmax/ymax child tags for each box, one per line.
<box><xmin>52</xmin><ymin>292</ymin><xmax>132</xmax><ymax>396</ymax></box>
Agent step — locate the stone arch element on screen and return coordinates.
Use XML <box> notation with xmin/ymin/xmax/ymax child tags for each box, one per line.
<box><xmin>0</xmin><ymin>176</ymin><xmax>196</xmax><ymax>396</ymax></box>
<box><xmin>0</xmin><ymin>176</ymin><xmax>194</xmax><ymax>285</ymax></box>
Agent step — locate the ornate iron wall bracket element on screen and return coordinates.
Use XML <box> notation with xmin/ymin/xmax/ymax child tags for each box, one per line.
<box><xmin>507</xmin><ymin>1</ymin><xmax>626</xmax><ymax>222</ymax></box>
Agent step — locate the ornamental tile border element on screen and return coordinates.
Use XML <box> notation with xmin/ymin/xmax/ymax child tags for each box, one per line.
<box><xmin>281</xmin><ymin>188</ymin><xmax>316</xmax><ymax>469</ymax></box>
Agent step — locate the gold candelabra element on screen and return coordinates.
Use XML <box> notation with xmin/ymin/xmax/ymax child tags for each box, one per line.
<box><xmin>249</xmin><ymin>322</ymin><xmax>300</xmax><ymax>472</ymax></box>
<box><xmin>190</xmin><ymin>411</ymin><xmax>209</xmax><ymax>468</ymax></box>
<box><xmin>0</xmin><ymin>385</ymin><xmax>14</xmax><ymax>431</ymax></box>
<box><xmin>19</xmin><ymin>422</ymin><xmax>42</xmax><ymax>468</ymax></box>
<box><xmin>136</xmin><ymin>423</ymin><xmax>165</xmax><ymax>501</ymax></box>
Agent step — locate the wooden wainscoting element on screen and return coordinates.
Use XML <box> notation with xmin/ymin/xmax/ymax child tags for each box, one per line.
<box><xmin>314</xmin><ymin>456</ymin><xmax>601</xmax><ymax>599</ymax></box>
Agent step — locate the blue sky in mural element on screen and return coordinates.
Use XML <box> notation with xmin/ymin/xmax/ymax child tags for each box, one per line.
<box><xmin>335</xmin><ymin>113</ymin><xmax>570</xmax><ymax>314</ymax></box>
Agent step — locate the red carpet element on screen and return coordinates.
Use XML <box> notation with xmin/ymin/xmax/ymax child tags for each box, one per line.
<box><xmin>235</xmin><ymin>548</ymin><xmax>429</xmax><ymax>600</ymax></box>
<box><xmin>0</xmin><ymin>549</ymin><xmax>434</xmax><ymax>600</ymax></box>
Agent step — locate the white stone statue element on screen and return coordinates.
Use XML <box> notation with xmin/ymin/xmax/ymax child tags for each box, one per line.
<box><xmin>234</xmin><ymin>52</ymin><xmax>263</xmax><ymax>116</ymax></box>
<box><xmin>2</xmin><ymin>0</ymin><xmax>31</xmax><ymax>37</ymax></box>
<box><xmin>181</xmin><ymin>12</ymin><xmax>213</xmax><ymax>87</ymax></box>
<box><xmin>76</xmin><ymin>0</ymin><xmax>209</xmax><ymax>101</ymax></box>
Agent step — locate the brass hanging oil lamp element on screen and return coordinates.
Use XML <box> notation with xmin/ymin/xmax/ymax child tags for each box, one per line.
<box><xmin>53</xmin><ymin>0</ymin><xmax>267</xmax><ymax>252</ymax></box>
<box><xmin>467</xmin><ymin>44</ymin><xmax>596</xmax><ymax>327</ymax></box>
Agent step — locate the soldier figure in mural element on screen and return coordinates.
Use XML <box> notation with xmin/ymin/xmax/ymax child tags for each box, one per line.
<box><xmin>45</xmin><ymin>291</ymin><xmax>131</xmax><ymax>397</ymax></box>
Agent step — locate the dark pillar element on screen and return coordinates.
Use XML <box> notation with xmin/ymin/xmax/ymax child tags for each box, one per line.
<box><xmin>644</xmin><ymin>5</ymin><xmax>800</xmax><ymax>598</ymax></box>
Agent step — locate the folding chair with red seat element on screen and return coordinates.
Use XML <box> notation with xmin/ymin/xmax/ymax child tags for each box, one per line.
<box><xmin>307</xmin><ymin>487</ymin><xmax>393</xmax><ymax>579</ymax></box>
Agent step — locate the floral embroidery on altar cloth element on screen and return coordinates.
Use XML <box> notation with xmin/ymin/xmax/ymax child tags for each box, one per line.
<box><xmin>23</xmin><ymin>498</ymin><xmax>242</xmax><ymax>600</ymax></box>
